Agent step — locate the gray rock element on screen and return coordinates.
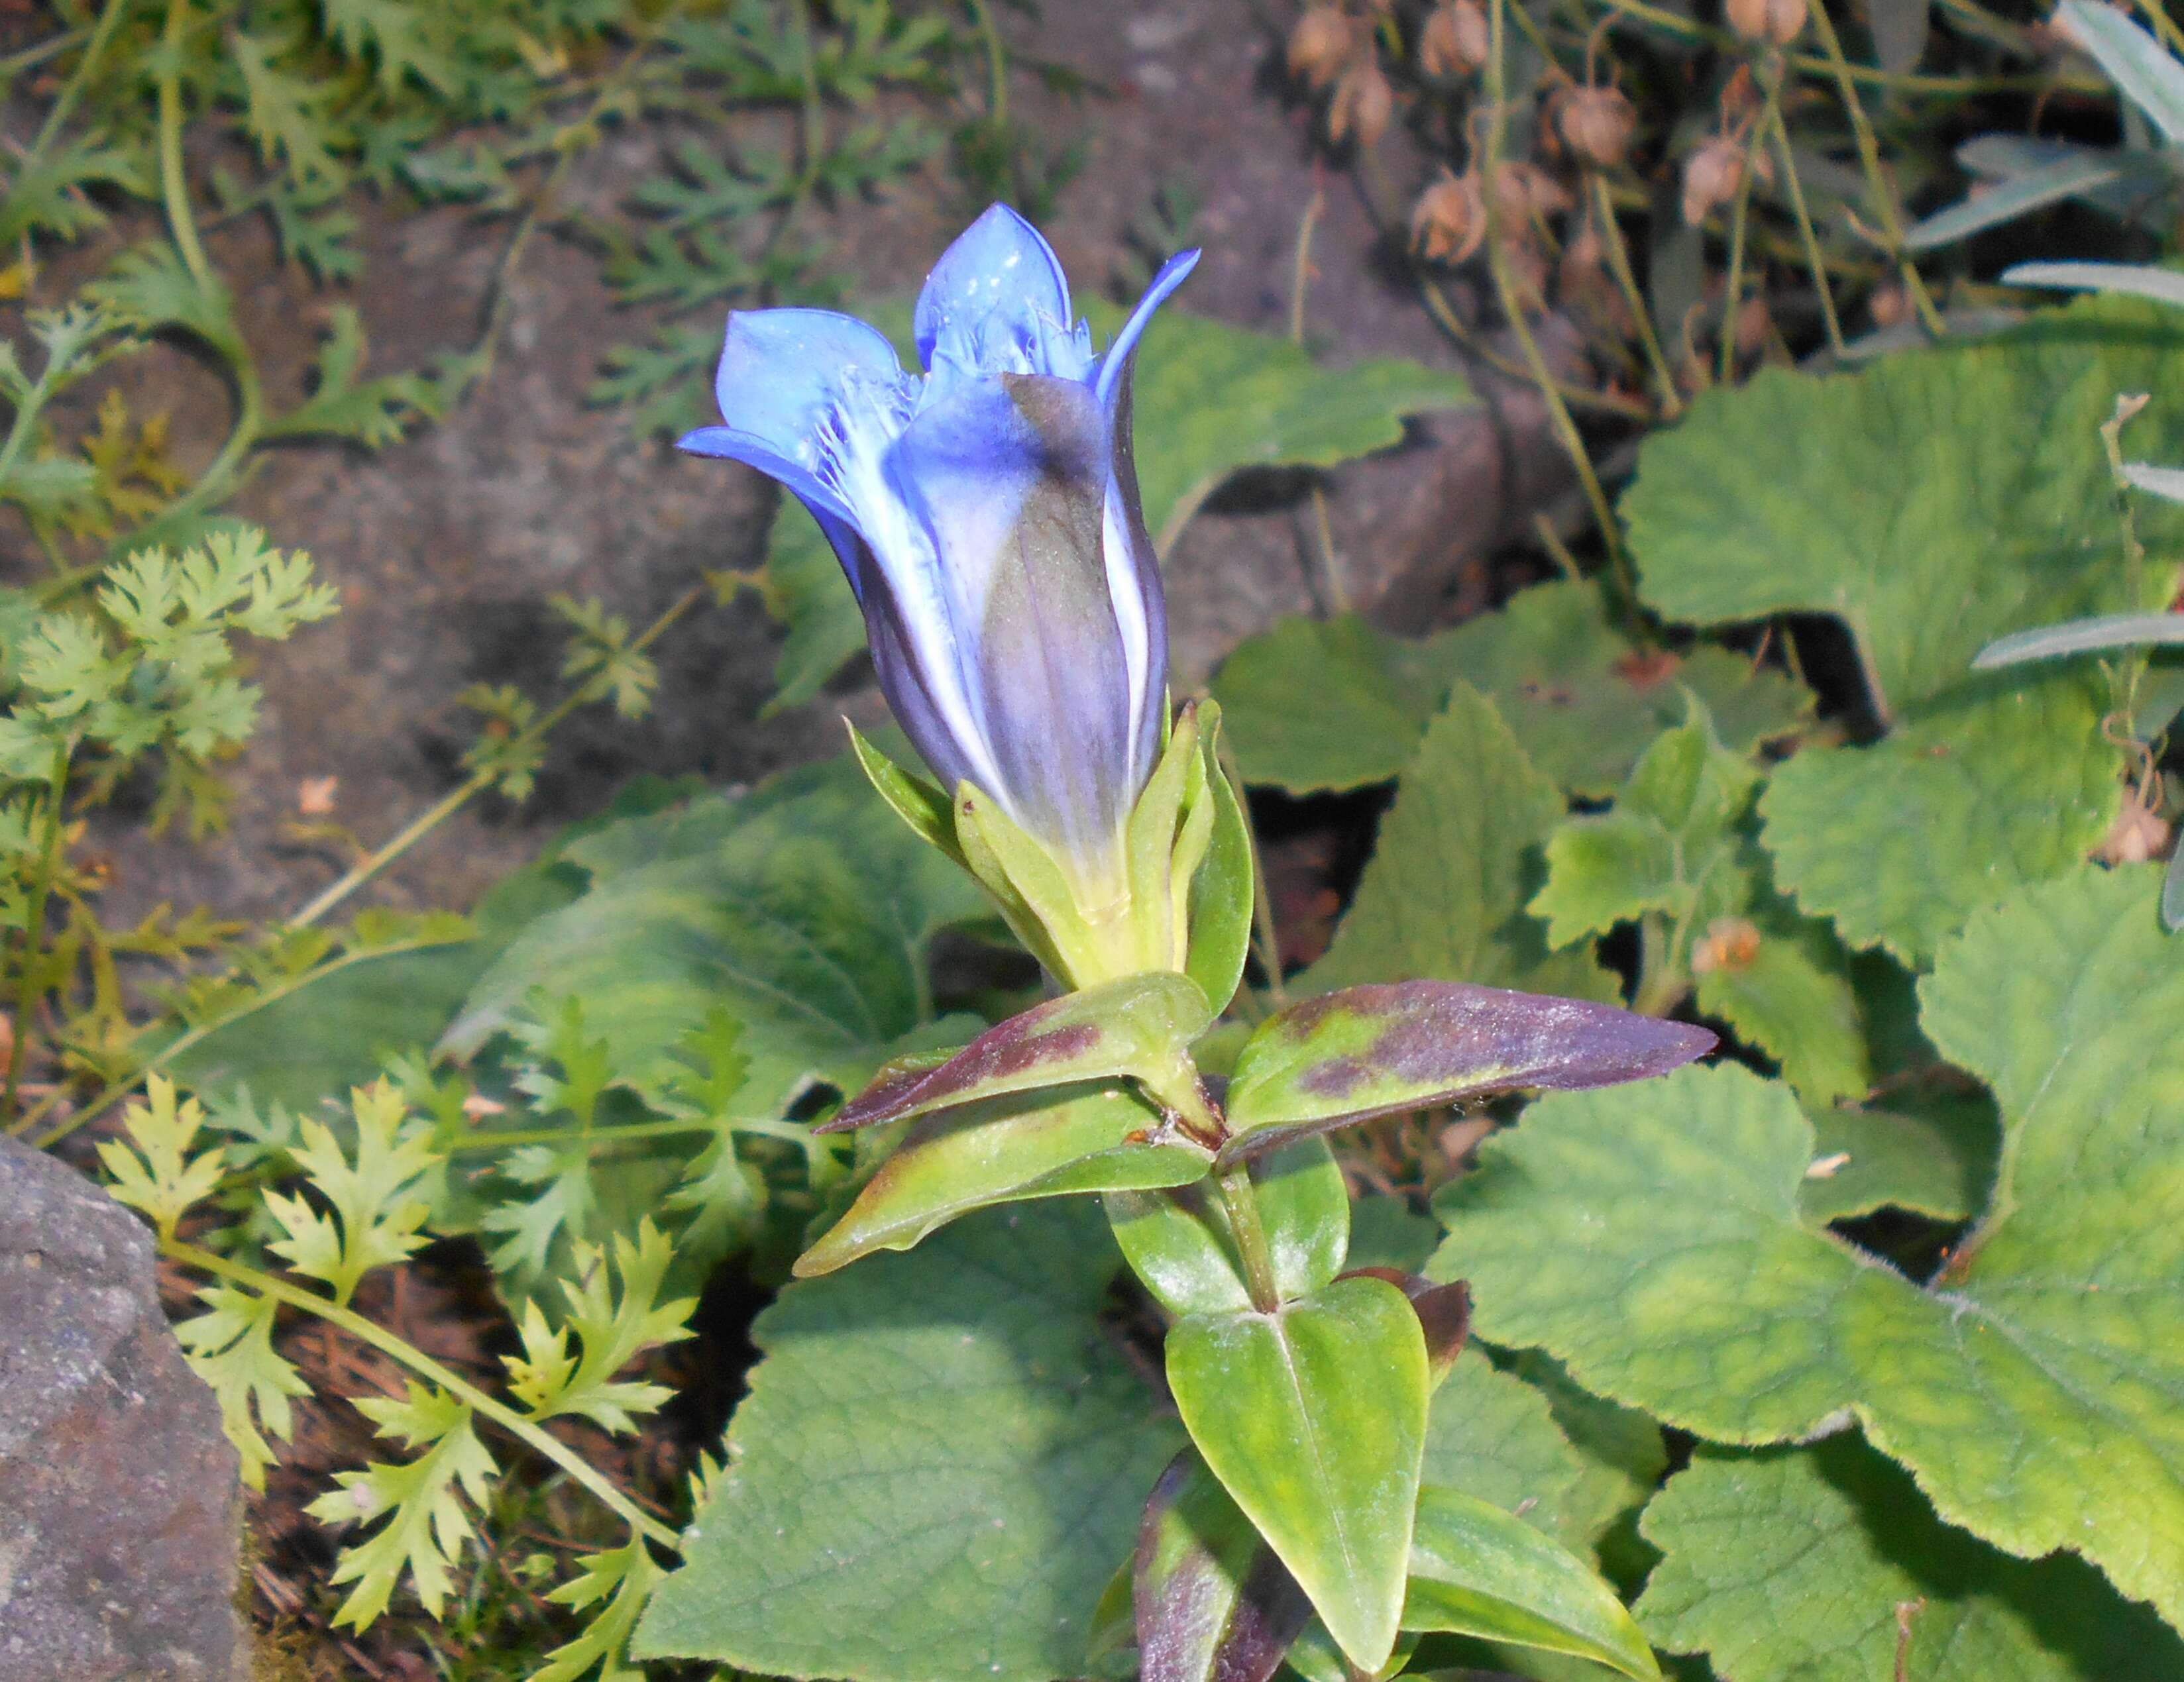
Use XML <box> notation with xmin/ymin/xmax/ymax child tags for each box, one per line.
<box><xmin>0</xmin><ymin>1135</ymin><xmax>246</xmax><ymax>1682</ymax></box>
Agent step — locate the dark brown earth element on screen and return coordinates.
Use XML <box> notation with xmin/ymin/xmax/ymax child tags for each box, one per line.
<box><xmin>64</xmin><ymin>0</ymin><xmax>1580</xmax><ymax>935</ymax></box>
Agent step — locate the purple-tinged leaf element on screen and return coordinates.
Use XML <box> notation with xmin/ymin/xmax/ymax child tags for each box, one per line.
<box><xmin>1344</xmin><ymin>1271</ymin><xmax>1471</xmax><ymax>1390</ymax></box>
<box><xmin>1134</xmin><ymin>1451</ymin><xmax>1313</xmax><ymax>1682</ymax></box>
<box><xmin>820</xmin><ymin>971</ymin><xmax>1213</xmax><ymax>1133</ymax></box>
<box><xmin>795</xmin><ymin>1084</ymin><xmax>1211</xmax><ymax>1277</ymax></box>
<box><xmin>1219</xmin><ymin>981</ymin><xmax>1714</xmax><ymax>1165</ymax></box>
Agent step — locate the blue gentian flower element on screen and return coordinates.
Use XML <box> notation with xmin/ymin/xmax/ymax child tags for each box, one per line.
<box><xmin>682</xmin><ymin>205</ymin><xmax>1199</xmax><ymax>898</ymax></box>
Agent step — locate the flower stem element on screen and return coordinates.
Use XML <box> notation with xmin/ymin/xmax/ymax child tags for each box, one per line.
<box><xmin>1216</xmin><ymin>1167</ymin><xmax>1283</xmax><ymax>1314</ymax></box>
<box><xmin>1590</xmin><ymin>174</ymin><xmax>1680</xmax><ymax>417</ymax></box>
<box><xmin>1769</xmin><ymin>103</ymin><xmax>1847</xmax><ymax>360</ymax></box>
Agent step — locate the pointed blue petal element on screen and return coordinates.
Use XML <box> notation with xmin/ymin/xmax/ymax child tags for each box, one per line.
<box><xmin>677</xmin><ymin>425</ymin><xmax>858</xmax><ymax>529</ymax></box>
<box><xmin>914</xmin><ymin>203</ymin><xmax>1087</xmax><ymax>380</ymax></box>
<box><xmin>706</xmin><ymin>307</ymin><xmax>910</xmax><ymax>504</ymax></box>
<box><xmin>1095</xmin><ymin>248</ymin><xmax>1200</xmax><ymax>410</ymax></box>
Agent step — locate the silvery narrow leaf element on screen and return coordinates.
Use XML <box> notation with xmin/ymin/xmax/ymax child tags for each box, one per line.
<box><xmin>2123</xmin><ymin>462</ymin><xmax>2184</xmax><ymax>504</ymax></box>
<box><xmin>1903</xmin><ymin>153</ymin><xmax>2127</xmax><ymax>251</ymax></box>
<box><xmin>1973</xmin><ymin>612</ymin><xmax>2184</xmax><ymax>670</ymax></box>
<box><xmin>2003</xmin><ymin>261</ymin><xmax>2184</xmax><ymax>309</ymax></box>
<box><xmin>2057</xmin><ymin>0</ymin><xmax>2184</xmax><ymax>147</ymax></box>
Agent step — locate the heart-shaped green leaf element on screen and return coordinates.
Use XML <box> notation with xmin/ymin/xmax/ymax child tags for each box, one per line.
<box><xmin>796</xmin><ymin>1085</ymin><xmax>1211</xmax><ymax>1277</ymax></box>
<box><xmin>1133</xmin><ymin>1452</ymin><xmax>1312</xmax><ymax>1682</ymax></box>
<box><xmin>1403</xmin><ymin>1487</ymin><xmax>1660</xmax><ymax>1680</ymax></box>
<box><xmin>1166</xmin><ymin>1275</ymin><xmax>1428</xmax><ymax>1672</ymax></box>
<box><xmin>1221</xmin><ymin>980</ymin><xmax>1715</xmax><ymax>1163</ymax></box>
<box><xmin>1105</xmin><ymin>1141</ymin><xmax>1350</xmax><ymax>1316</ymax></box>
<box><xmin>820</xmin><ymin>972</ymin><xmax>1214</xmax><ymax>1134</ymax></box>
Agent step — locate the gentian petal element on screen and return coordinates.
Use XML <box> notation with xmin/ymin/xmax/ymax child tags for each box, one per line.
<box><xmin>1095</xmin><ymin>248</ymin><xmax>1201</xmax><ymax>411</ymax></box>
<box><xmin>914</xmin><ymin>203</ymin><xmax>1091</xmax><ymax>382</ymax></box>
<box><xmin>677</xmin><ymin>425</ymin><xmax>857</xmax><ymax>529</ymax></box>
<box><xmin>884</xmin><ymin>372</ymin><xmax>1139</xmax><ymax>876</ymax></box>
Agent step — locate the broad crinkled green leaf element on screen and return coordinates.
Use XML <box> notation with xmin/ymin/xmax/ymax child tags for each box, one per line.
<box><xmin>1301</xmin><ymin>685</ymin><xmax>1615</xmax><ymax>1002</ymax></box>
<box><xmin>1758</xmin><ymin>673</ymin><xmax>2120</xmax><ymax>963</ymax></box>
<box><xmin>1166</xmin><ymin>1275</ymin><xmax>1428</xmax><ymax>1671</ymax></box>
<box><xmin>1215</xmin><ymin>585</ymin><xmax>1811</xmax><ymax>798</ymax></box>
<box><xmin>1623</xmin><ymin>299</ymin><xmax>2184</xmax><ymax>711</ymax></box>
<box><xmin>635</xmin><ymin>1202</ymin><xmax>1183</xmax><ymax>1680</ymax></box>
<box><xmin>1798</xmin><ymin>1096</ymin><xmax>1998</xmax><ymax>1224</ymax></box>
<box><xmin>1429</xmin><ymin>867</ymin><xmax>2184</xmax><ymax>1627</ymax></box>
<box><xmin>1693</xmin><ymin>918</ymin><xmax>1871</xmax><ymax>1108</ymax></box>
<box><xmin>443</xmin><ymin>755</ymin><xmax>987</xmax><ymax>1112</ymax></box>
<box><xmin>1638</xmin><ymin>1438</ymin><xmax>2184</xmax><ymax>1681</ymax></box>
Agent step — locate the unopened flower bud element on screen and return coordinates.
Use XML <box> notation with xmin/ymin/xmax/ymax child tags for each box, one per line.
<box><xmin>1329</xmin><ymin>57</ymin><xmax>1395</xmax><ymax>147</ymax></box>
<box><xmin>1725</xmin><ymin>0</ymin><xmax>1807</xmax><ymax>45</ymax></box>
<box><xmin>1419</xmin><ymin>0</ymin><xmax>1490</xmax><ymax>76</ymax></box>
<box><xmin>1289</xmin><ymin>5</ymin><xmax>1356</xmax><ymax>90</ymax></box>
<box><xmin>1682</xmin><ymin>136</ymin><xmax>1744</xmax><ymax>225</ymax></box>
<box><xmin>1411</xmin><ymin>167</ymin><xmax>1486</xmax><ymax>262</ymax></box>
<box><xmin>1555</xmin><ymin>85</ymin><xmax>1638</xmax><ymax>170</ymax></box>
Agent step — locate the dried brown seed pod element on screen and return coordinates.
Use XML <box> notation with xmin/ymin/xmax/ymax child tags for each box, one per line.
<box><xmin>1490</xmin><ymin>160</ymin><xmax>1574</xmax><ymax>229</ymax></box>
<box><xmin>2100</xmin><ymin>801</ymin><xmax>2173</xmax><ymax>866</ymax></box>
<box><xmin>1289</xmin><ymin>5</ymin><xmax>1356</xmax><ymax>90</ymax></box>
<box><xmin>1725</xmin><ymin>0</ymin><xmax>1808</xmax><ymax>46</ymax></box>
<box><xmin>1691</xmin><ymin>916</ymin><xmax>1763</xmax><ymax>974</ymax></box>
<box><xmin>1419</xmin><ymin>0</ymin><xmax>1490</xmax><ymax>76</ymax></box>
<box><xmin>1555</xmin><ymin>85</ymin><xmax>1638</xmax><ymax>170</ymax></box>
<box><xmin>1682</xmin><ymin>135</ymin><xmax>1745</xmax><ymax>225</ymax></box>
<box><xmin>1411</xmin><ymin>168</ymin><xmax>1488</xmax><ymax>262</ymax></box>
<box><xmin>1329</xmin><ymin>56</ymin><xmax>1395</xmax><ymax>146</ymax></box>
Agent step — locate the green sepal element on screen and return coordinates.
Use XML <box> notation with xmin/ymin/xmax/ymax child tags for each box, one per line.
<box><xmin>1105</xmin><ymin>1141</ymin><xmax>1351</xmax><ymax>1317</ymax></box>
<box><xmin>954</xmin><ymin>780</ymin><xmax>1089</xmax><ymax>981</ymax></box>
<box><xmin>845</xmin><ymin>720</ymin><xmax>961</xmax><ymax>864</ymax></box>
<box><xmin>1127</xmin><ymin>700</ymin><xmax>1205</xmax><ymax>969</ymax></box>
<box><xmin>1183</xmin><ymin>703</ymin><xmax>1255</xmax><ymax>1014</ymax></box>
<box><xmin>1166</xmin><ymin>1274</ymin><xmax>1429</xmax><ymax>1673</ymax></box>
<box><xmin>1401</xmin><ymin>1487</ymin><xmax>1661</xmax><ymax>1681</ymax></box>
<box><xmin>794</xmin><ymin>1085</ymin><xmax>1212</xmax><ymax>1277</ymax></box>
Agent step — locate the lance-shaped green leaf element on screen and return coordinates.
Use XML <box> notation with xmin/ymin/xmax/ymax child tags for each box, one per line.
<box><xmin>1401</xmin><ymin>1487</ymin><xmax>1660</xmax><ymax>1681</ymax></box>
<box><xmin>1219</xmin><ymin>980</ymin><xmax>1715</xmax><ymax>1163</ymax></box>
<box><xmin>818</xmin><ymin>974</ymin><xmax>1213</xmax><ymax>1134</ymax></box>
<box><xmin>796</xmin><ymin>1085</ymin><xmax>1213</xmax><ymax>1277</ymax></box>
<box><xmin>1902</xmin><ymin>152</ymin><xmax>2128</xmax><ymax>251</ymax></box>
<box><xmin>1343</xmin><ymin>1271</ymin><xmax>1472</xmax><ymax>1390</ymax></box>
<box><xmin>1166</xmin><ymin>1275</ymin><xmax>1429</xmax><ymax>1672</ymax></box>
<box><xmin>2055</xmin><ymin>0</ymin><xmax>2184</xmax><ymax>144</ymax></box>
<box><xmin>1429</xmin><ymin>866</ymin><xmax>2184</xmax><ymax>1630</ymax></box>
<box><xmin>1106</xmin><ymin>1140</ymin><xmax>1352</xmax><ymax>1316</ymax></box>
<box><xmin>2005</xmin><ymin>260</ymin><xmax>2184</xmax><ymax>310</ymax></box>
<box><xmin>1184</xmin><ymin>711</ymin><xmax>1255</xmax><ymax>1014</ymax></box>
<box><xmin>1134</xmin><ymin>1452</ymin><xmax>1313</xmax><ymax>1682</ymax></box>
<box><xmin>1638</xmin><ymin>1438</ymin><xmax>2184</xmax><ymax>1682</ymax></box>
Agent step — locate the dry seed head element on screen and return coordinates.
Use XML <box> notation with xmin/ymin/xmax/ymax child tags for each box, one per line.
<box><xmin>1555</xmin><ymin>85</ymin><xmax>1638</xmax><ymax>169</ymax></box>
<box><xmin>1490</xmin><ymin>160</ymin><xmax>1574</xmax><ymax>230</ymax></box>
<box><xmin>1419</xmin><ymin>0</ymin><xmax>1490</xmax><ymax>76</ymax></box>
<box><xmin>1329</xmin><ymin>57</ymin><xmax>1395</xmax><ymax>146</ymax></box>
<box><xmin>1682</xmin><ymin>136</ymin><xmax>1745</xmax><ymax>225</ymax></box>
<box><xmin>1411</xmin><ymin>167</ymin><xmax>1487</xmax><ymax>262</ymax></box>
<box><xmin>1289</xmin><ymin>5</ymin><xmax>1357</xmax><ymax>90</ymax></box>
<box><xmin>2099</xmin><ymin>801</ymin><xmax>2172</xmax><ymax>866</ymax></box>
<box><xmin>1690</xmin><ymin>916</ymin><xmax>1763</xmax><ymax>974</ymax></box>
<box><xmin>1725</xmin><ymin>0</ymin><xmax>1808</xmax><ymax>45</ymax></box>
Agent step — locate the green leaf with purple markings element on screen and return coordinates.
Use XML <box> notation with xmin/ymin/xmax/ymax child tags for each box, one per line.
<box><xmin>796</xmin><ymin>1086</ymin><xmax>1213</xmax><ymax>1277</ymax></box>
<box><xmin>1105</xmin><ymin>1140</ymin><xmax>1351</xmax><ymax>1316</ymax></box>
<box><xmin>1132</xmin><ymin>1451</ymin><xmax>1313</xmax><ymax>1682</ymax></box>
<box><xmin>820</xmin><ymin>973</ymin><xmax>1213</xmax><ymax>1135</ymax></box>
<box><xmin>1166</xmin><ymin>1275</ymin><xmax>1429</xmax><ymax>1673</ymax></box>
<box><xmin>1402</xmin><ymin>1488</ymin><xmax>1660</xmax><ymax>1679</ymax></box>
<box><xmin>1219</xmin><ymin>981</ymin><xmax>1716</xmax><ymax>1164</ymax></box>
